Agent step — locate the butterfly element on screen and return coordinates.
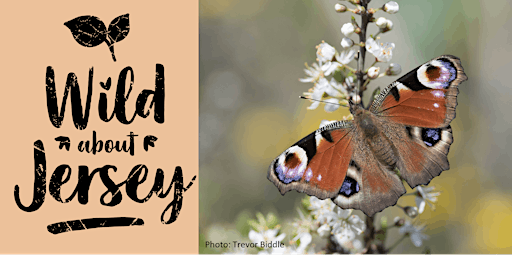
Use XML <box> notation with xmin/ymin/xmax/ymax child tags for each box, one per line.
<box><xmin>268</xmin><ymin>55</ymin><xmax>467</xmax><ymax>216</ymax></box>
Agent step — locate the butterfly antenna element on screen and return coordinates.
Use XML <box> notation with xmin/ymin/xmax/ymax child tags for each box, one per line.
<box><xmin>355</xmin><ymin>51</ymin><xmax>360</xmax><ymax>102</ymax></box>
<box><xmin>299</xmin><ymin>96</ymin><xmax>341</xmax><ymax>105</ymax></box>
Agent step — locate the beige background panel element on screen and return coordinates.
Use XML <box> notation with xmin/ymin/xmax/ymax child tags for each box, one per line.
<box><xmin>0</xmin><ymin>1</ymin><xmax>198</xmax><ymax>254</ymax></box>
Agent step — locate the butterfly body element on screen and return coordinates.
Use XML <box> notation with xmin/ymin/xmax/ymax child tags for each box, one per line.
<box><xmin>268</xmin><ymin>55</ymin><xmax>467</xmax><ymax>216</ymax></box>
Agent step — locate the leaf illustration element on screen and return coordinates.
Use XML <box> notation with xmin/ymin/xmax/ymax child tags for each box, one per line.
<box><xmin>64</xmin><ymin>16</ymin><xmax>107</xmax><ymax>47</ymax></box>
<box><xmin>64</xmin><ymin>14</ymin><xmax>130</xmax><ymax>62</ymax></box>
<box><xmin>105</xmin><ymin>14</ymin><xmax>130</xmax><ymax>62</ymax></box>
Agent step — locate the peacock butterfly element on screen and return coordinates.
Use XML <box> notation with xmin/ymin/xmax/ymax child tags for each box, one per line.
<box><xmin>268</xmin><ymin>55</ymin><xmax>467</xmax><ymax>216</ymax></box>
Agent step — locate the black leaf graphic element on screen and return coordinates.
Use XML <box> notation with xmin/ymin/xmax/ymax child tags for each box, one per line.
<box><xmin>64</xmin><ymin>16</ymin><xmax>106</xmax><ymax>47</ymax></box>
<box><xmin>64</xmin><ymin>14</ymin><xmax>130</xmax><ymax>62</ymax></box>
<box><xmin>143</xmin><ymin>135</ymin><xmax>158</xmax><ymax>151</ymax></box>
<box><xmin>55</xmin><ymin>136</ymin><xmax>71</xmax><ymax>151</ymax></box>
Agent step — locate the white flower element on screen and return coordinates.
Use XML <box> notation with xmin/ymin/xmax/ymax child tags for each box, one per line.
<box><xmin>323</xmin><ymin>98</ymin><xmax>340</xmax><ymax>112</ymax></box>
<box><xmin>337</xmin><ymin>49</ymin><xmax>356</xmax><ymax>65</ymax></box>
<box><xmin>322</xmin><ymin>49</ymin><xmax>356</xmax><ymax>76</ymax></box>
<box><xmin>299</xmin><ymin>62</ymin><xmax>323</xmax><ymax>83</ymax></box>
<box><xmin>316</xmin><ymin>42</ymin><xmax>336</xmax><ymax>64</ymax></box>
<box><xmin>415</xmin><ymin>186</ymin><xmax>441</xmax><ymax>213</ymax></box>
<box><xmin>325</xmin><ymin>78</ymin><xmax>346</xmax><ymax>98</ymax></box>
<box><xmin>309</xmin><ymin>196</ymin><xmax>336</xmax><ymax>224</ymax></box>
<box><xmin>305</xmin><ymin>78</ymin><xmax>329</xmax><ymax>110</ymax></box>
<box><xmin>368</xmin><ymin>66</ymin><xmax>380</xmax><ymax>79</ymax></box>
<box><xmin>334</xmin><ymin>228</ymin><xmax>356</xmax><ymax>245</ymax></box>
<box><xmin>330</xmin><ymin>208</ymin><xmax>366</xmax><ymax>236</ymax></box>
<box><xmin>292</xmin><ymin>232</ymin><xmax>312</xmax><ymax>253</ymax></box>
<box><xmin>375</xmin><ymin>17</ymin><xmax>388</xmax><ymax>29</ymax></box>
<box><xmin>386</xmin><ymin>63</ymin><xmax>401</xmax><ymax>75</ymax></box>
<box><xmin>365</xmin><ymin>37</ymin><xmax>395</xmax><ymax>62</ymax></box>
<box><xmin>384</xmin><ymin>1</ymin><xmax>399</xmax><ymax>14</ymax></box>
<box><xmin>317</xmin><ymin>223</ymin><xmax>331</xmax><ymax>238</ymax></box>
<box><xmin>341</xmin><ymin>37</ymin><xmax>353</xmax><ymax>48</ymax></box>
<box><xmin>249</xmin><ymin>228</ymin><xmax>286</xmax><ymax>248</ymax></box>
<box><xmin>341</xmin><ymin>23</ymin><xmax>355</xmax><ymax>37</ymax></box>
<box><xmin>316</xmin><ymin>42</ymin><xmax>345</xmax><ymax>76</ymax></box>
<box><xmin>399</xmin><ymin>221</ymin><xmax>429</xmax><ymax>247</ymax></box>
<box><xmin>322</xmin><ymin>62</ymin><xmax>341</xmax><ymax>76</ymax></box>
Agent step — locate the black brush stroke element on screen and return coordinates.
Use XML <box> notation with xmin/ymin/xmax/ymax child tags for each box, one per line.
<box><xmin>47</xmin><ymin>217</ymin><xmax>144</xmax><ymax>234</ymax></box>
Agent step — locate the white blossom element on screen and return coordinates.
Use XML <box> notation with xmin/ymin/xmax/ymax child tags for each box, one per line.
<box><xmin>309</xmin><ymin>196</ymin><xmax>336</xmax><ymax>224</ymax></box>
<box><xmin>323</xmin><ymin>98</ymin><xmax>340</xmax><ymax>112</ymax></box>
<box><xmin>304</xmin><ymin>78</ymin><xmax>329</xmax><ymax>110</ymax></box>
<box><xmin>316</xmin><ymin>42</ymin><xmax>336</xmax><ymax>64</ymax></box>
<box><xmin>365</xmin><ymin>37</ymin><xmax>395</xmax><ymax>62</ymax></box>
<box><xmin>330</xmin><ymin>208</ymin><xmax>365</xmax><ymax>236</ymax></box>
<box><xmin>326</xmin><ymin>78</ymin><xmax>346</xmax><ymax>98</ymax></box>
<box><xmin>337</xmin><ymin>49</ymin><xmax>356</xmax><ymax>65</ymax></box>
<box><xmin>341</xmin><ymin>23</ymin><xmax>355</xmax><ymax>37</ymax></box>
<box><xmin>299</xmin><ymin>62</ymin><xmax>323</xmax><ymax>83</ymax></box>
<box><xmin>415</xmin><ymin>186</ymin><xmax>441</xmax><ymax>213</ymax></box>
<box><xmin>341</xmin><ymin>37</ymin><xmax>353</xmax><ymax>48</ymax></box>
<box><xmin>317</xmin><ymin>223</ymin><xmax>331</xmax><ymax>238</ymax></box>
<box><xmin>399</xmin><ymin>221</ymin><xmax>429</xmax><ymax>247</ymax></box>
<box><xmin>384</xmin><ymin>1</ymin><xmax>399</xmax><ymax>14</ymax></box>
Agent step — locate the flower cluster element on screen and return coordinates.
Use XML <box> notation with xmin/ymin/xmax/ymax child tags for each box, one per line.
<box><xmin>223</xmin><ymin>183</ymin><xmax>440</xmax><ymax>254</ymax></box>
<box><xmin>300</xmin><ymin>1</ymin><xmax>402</xmax><ymax>114</ymax></box>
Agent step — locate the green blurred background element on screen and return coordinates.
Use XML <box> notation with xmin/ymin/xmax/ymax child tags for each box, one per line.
<box><xmin>199</xmin><ymin>0</ymin><xmax>512</xmax><ymax>253</ymax></box>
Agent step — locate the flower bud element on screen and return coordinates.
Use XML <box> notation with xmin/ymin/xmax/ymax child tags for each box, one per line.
<box><xmin>341</xmin><ymin>37</ymin><xmax>354</xmax><ymax>48</ymax></box>
<box><xmin>385</xmin><ymin>19</ymin><xmax>393</xmax><ymax>31</ymax></box>
<box><xmin>351</xmin><ymin>94</ymin><xmax>361</xmax><ymax>104</ymax></box>
<box><xmin>383</xmin><ymin>1</ymin><xmax>399</xmax><ymax>14</ymax></box>
<box><xmin>375</xmin><ymin>17</ymin><xmax>388</xmax><ymax>29</ymax></box>
<box><xmin>368</xmin><ymin>66</ymin><xmax>380</xmax><ymax>79</ymax></box>
<box><xmin>386</xmin><ymin>63</ymin><xmax>401</xmax><ymax>75</ymax></box>
<box><xmin>341</xmin><ymin>23</ymin><xmax>355</xmax><ymax>37</ymax></box>
<box><xmin>335</xmin><ymin>3</ymin><xmax>347</xmax><ymax>12</ymax></box>
<box><xmin>403</xmin><ymin>206</ymin><xmax>419</xmax><ymax>218</ymax></box>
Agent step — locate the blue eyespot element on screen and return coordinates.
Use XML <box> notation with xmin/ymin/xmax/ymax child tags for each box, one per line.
<box><xmin>422</xmin><ymin>128</ymin><xmax>441</xmax><ymax>147</ymax></box>
<box><xmin>339</xmin><ymin>176</ymin><xmax>359</xmax><ymax>197</ymax></box>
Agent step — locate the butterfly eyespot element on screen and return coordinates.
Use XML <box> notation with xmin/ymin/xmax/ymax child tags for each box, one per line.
<box><xmin>417</xmin><ymin>59</ymin><xmax>457</xmax><ymax>89</ymax></box>
<box><xmin>339</xmin><ymin>176</ymin><xmax>360</xmax><ymax>197</ymax></box>
<box><xmin>274</xmin><ymin>146</ymin><xmax>308</xmax><ymax>184</ymax></box>
<box><xmin>421</xmin><ymin>128</ymin><xmax>441</xmax><ymax>147</ymax></box>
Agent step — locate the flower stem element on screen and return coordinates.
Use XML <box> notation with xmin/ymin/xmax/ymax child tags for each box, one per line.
<box><xmin>356</xmin><ymin>0</ymin><xmax>372</xmax><ymax>107</ymax></box>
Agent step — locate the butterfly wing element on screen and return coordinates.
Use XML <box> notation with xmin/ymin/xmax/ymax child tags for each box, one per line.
<box><xmin>370</xmin><ymin>55</ymin><xmax>467</xmax><ymax>128</ymax></box>
<box><xmin>268</xmin><ymin>120</ymin><xmax>407</xmax><ymax>216</ymax></box>
<box><xmin>331</xmin><ymin>132</ymin><xmax>407</xmax><ymax>216</ymax></box>
<box><xmin>268</xmin><ymin>120</ymin><xmax>355</xmax><ymax>199</ymax></box>
<box><xmin>370</xmin><ymin>55</ymin><xmax>467</xmax><ymax>187</ymax></box>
